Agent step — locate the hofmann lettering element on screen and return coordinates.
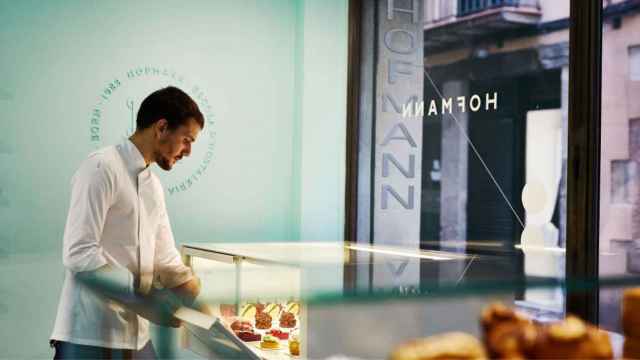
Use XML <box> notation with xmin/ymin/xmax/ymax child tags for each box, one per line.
<box><xmin>379</xmin><ymin>0</ymin><xmax>421</xmax><ymax>211</ymax></box>
<box><xmin>401</xmin><ymin>92</ymin><xmax>499</xmax><ymax>118</ymax></box>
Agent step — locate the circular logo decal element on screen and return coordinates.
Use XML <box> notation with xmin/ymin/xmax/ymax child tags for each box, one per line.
<box><xmin>88</xmin><ymin>66</ymin><xmax>216</xmax><ymax>196</ymax></box>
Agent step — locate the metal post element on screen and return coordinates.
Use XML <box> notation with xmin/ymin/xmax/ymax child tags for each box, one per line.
<box><xmin>234</xmin><ymin>256</ymin><xmax>243</xmax><ymax>315</ymax></box>
<box><xmin>566</xmin><ymin>0</ymin><xmax>602</xmax><ymax>323</ymax></box>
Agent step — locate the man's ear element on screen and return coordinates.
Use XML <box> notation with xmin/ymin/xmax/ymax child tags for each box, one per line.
<box><xmin>155</xmin><ymin>119</ymin><xmax>169</xmax><ymax>138</ymax></box>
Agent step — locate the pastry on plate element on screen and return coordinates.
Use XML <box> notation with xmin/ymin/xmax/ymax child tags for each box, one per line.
<box><xmin>230</xmin><ymin>320</ymin><xmax>253</xmax><ymax>332</ymax></box>
<box><xmin>480</xmin><ymin>302</ymin><xmax>530</xmax><ymax>334</ymax></box>
<box><xmin>265</xmin><ymin>303</ymin><xmax>281</xmax><ymax>318</ymax></box>
<box><xmin>529</xmin><ymin>316</ymin><xmax>613</xmax><ymax>359</ymax></box>
<box><xmin>235</xmin><ymin>331</ymin><xmax>261</xmax><ymax>342</ymax></box>
<box><xmin>286</xmin><ymin>301</ymin><xmax>300</xmax><ymax>316</ymax></box>
<box><xmin>480</xmin><ymin>303</ymin><xmax>536</xmax><ymax>359</ymax></box>
<box><xmin>240</xmin><ymin>303</ymin><xmax>257</xmax><ymax>318</ymax></box>
<box><xmin>279</xmin><ymin>311</ymin><xmax>297</xmax><ymax>328</ymax></box>
<box><xmin>267</xmin><ymin>329</ymin><xmax>289</xmax><ymax>340</ymax></box>
<box><xmin>389</xmin><ymin>332</ymin><xmax>487</xmax><ymax>360</ymax></box>
<box><xmin>260</xmin><ymin>334</ymin><xmax>280</xmax><ymax>350</ymax></box>
<box><xmin>255</xmin><ymin>311</ymin><xmax>272</xmax><ymax>330</ymax></box>
<box><xmin>485</xmin><ymin>320</ymin><xmax>538</xmax><ymax>359</ymax></box>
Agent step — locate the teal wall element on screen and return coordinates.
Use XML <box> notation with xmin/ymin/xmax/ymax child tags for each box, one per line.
<box><xmin>298</xmin><ymin>0</ymin><xmax>348</xmax><ymax>242</ymax></box>
<box><xmin>0</xmin><ymin>0</ymin><xmax>347</xmax><ymax>357</ymax></box>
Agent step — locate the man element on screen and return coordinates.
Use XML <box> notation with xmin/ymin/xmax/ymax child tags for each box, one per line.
<box><xmin>50</xmin><ymin>86</ymin><xmax>204</xmax><ymax>359</ymax></box>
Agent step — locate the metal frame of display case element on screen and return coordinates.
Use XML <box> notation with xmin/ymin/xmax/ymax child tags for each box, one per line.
<box><xmin>181</xmin><ymin>246</ymin><xmax>243</xmax><ymax>315</ymax></box>
<box><xmin>181</xmin><ymin>245</ymin><xmax>302</xmax><ymax>315</ymax></box>
<box><xmin>344</xmin><ymin>0</ymin><xmax>604</xmax><ymax>323</ymax></box>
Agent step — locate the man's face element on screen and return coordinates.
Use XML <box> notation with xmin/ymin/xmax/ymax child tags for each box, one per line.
<box><xmin>154</xmin><ymin>118</ymin><xmax>201</xmax><ymax>171</ymax></box>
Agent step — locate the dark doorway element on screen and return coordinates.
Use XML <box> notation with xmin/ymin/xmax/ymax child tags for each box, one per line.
<box><xmin>466</xmin><ymin>70</ymin><xmax>561</xmax><ymax>251</ymax></box>
<box><xmin>466</xmin><ymin>79</ymin><xmax>525</xmax><ymax>250</ymax></box>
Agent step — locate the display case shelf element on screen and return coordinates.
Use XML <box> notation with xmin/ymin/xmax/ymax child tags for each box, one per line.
<box><xmin>178</xmin><ymin>242</ymin><xmax>640</xmax><ymax>359</ymax></box>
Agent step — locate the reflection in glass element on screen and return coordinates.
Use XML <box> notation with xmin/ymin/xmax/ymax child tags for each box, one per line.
<box><xmin>369</xmin><ymin>0</ymin><xmax>571</xmax><ymax>321</ymax></box>
<box><xmin>599</xmin><ymin>0</ymin><xmax>640</xmax><ymax>332</ymax></box>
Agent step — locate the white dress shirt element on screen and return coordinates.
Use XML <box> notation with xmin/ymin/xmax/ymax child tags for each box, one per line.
<box><xmin>51</xmin><ymin>139</ymin><xmax>193</xmax><ymax>350</ymax></box>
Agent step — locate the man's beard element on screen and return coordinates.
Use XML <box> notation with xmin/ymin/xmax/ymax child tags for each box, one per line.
<box><xmin>155</xmin><ymin>151</ymin><xmax>173</xmax><ymax>171</ymax></box>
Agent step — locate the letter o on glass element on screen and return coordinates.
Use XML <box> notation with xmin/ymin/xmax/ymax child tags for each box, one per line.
<box><xmin>384</xmin><ymin>29</ymin><xmax>416</xmax><ymax>55</ymax></box>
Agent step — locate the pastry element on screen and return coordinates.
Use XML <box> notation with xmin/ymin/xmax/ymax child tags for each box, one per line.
<box><xmin>480</xmin><ymin>302</ymin><xmax>529</xmax><ymax>334</ymax></box>
<box><xmin>623</xmin><ymin>288</ymin><xmax>640</xmax><ymax>338</ymax></box>
<box><xmin>547</xmin><ymin>316</ymin><xmax>587</xmax><ymax>341</ymax></box>
<box><xmin>240</xmin><ymin>303</ymin><xmax>257</xmax><ymax>318</ymax></box>
<box><xmin>529</xmin><ymin>316</ymin><xmax>613</xmax><ymax>359</ymax></box>
<box><xmin>279</xmin><ymin>311</ymin><xmax>297</xmax><ymax>328</ymax></box>
<box><xmin>480</xmin><ymin>303</ymin><xmax>536</xmax><ymax>359</ymax></box>
<box><xmin>219</xmin><ymin>304</ymin><xmax>236</xmax><ymax>318</ymax></box>
<box><xmin>267</xmin><ymin>329</ymin><xmax>289</xmax><ymax>340</ymax></box>
<box><xmin>286</xmin><ymin>301</ymin><xmax>300</xmax><ymax>316</ymax></box>
<box><xmin>265</xmin><ymin>303</ymin><xmax>281</xmax><ymax>318</ymax></box>
<box><xmin>485</xmin><ymin>321</ymin><xmax>538</xmax><ymax>359</ymax></box>
<box><xmin>235</xmin><ymin>331</ymin><xmax>261</xmax><ymax>342</ymax></box>
<box><xmin>624</xmin><ymin>337</ymin><xmax>640</xmax><ymax>359</ymax></box>
<box><xmin>289</xmin><ymin>335</ymin><xmax>300</xmax><ymax>356</ymax></box>
<box><xmin>230</xmin><ymin>320</ymin><xmax>253</xmax><ymax>332</ymax></box>
<box><xmin>389</xmin><ymin>332</ymin><xmax>487</xmax><ymax>360</ymax></box>
<box><xmin>260</xmin><ymin>334</ymin><xmax>280</xmax><ymax>350</ymax></box>
<box><xmin>255</xmin><ymin>311</ymin><xmax>272</xmax><ymax>330</ymax></box>
<box><xmin>255</xmin><ymin>302</ymin><xmax>266</xmax><ymax>314</ymax></box>
<box><xmin>481</xmin><ymin>304</ymin><xmax>612</xmax><ymax>360</ymax></box>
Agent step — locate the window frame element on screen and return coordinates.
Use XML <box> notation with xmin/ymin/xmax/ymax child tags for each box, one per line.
<box><xmin>344</xmin><ymin>0</ymin><xmax>603</xmax><ymax>322</ymax></box>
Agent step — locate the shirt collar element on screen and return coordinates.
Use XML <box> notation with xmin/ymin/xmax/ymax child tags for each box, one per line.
<box><xmin>120</xmin><ymin>139</ymin><xmax>149</xmax><ymax>176</ymax></box>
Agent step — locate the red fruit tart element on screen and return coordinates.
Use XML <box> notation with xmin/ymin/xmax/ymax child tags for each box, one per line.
<box><xmin>279</xmin><ymin>311</ymin><xmax>297</xmax><ymax>328</ymax></box>
<box><xmin>267</xmin><ymin>329</ymin><xmax>289</xmax><ymax>340</ymax></box>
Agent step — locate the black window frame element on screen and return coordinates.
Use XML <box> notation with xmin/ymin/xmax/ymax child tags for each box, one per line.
<box><xmin>344</xmin><ymin>0</ymin><xmax>602</xmax><ymax>322</ymax></box>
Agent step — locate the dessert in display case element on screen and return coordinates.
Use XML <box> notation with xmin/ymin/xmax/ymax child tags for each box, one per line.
<box><xmin>176</xmin><ymin>242</ymin><xmax>640</xmax><ymax>359</ymax></box>
<box><xmin>179</xmin><ymin>243</ymin><xmax>310</xmax><ymax>359</ymax></box>
<box><xmin>176</xmin><ymin>241</ymin><xmax>514</xmax><ymax>359</ymax></box>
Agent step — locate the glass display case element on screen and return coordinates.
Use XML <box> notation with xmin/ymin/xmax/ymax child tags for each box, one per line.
<box><xmin>176</xmin><ymin>242</ymin><xmax>640</xmax><ymax>359</ymax></box>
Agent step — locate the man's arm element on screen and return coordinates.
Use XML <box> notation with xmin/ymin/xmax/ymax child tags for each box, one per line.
<box><xmin>76</xmin><ymin>265</ymin><xmax>182</xmax><ymax>327</ymax></box>
<box><xmin>62</xmin><ymin>156</ymin><xmax>114</xmax><ymax>274</ymax></box>
<box><xmin>154</xmin><ymin>199</ymin><xmax>201</xmax><ymax>305</ymax></box>
<box><xmin>64</xmin><ymin>157</ymin><xmax>180</xmax><ymax>327</ymax></box>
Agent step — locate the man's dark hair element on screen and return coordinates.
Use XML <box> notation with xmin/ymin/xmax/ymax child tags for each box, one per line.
<box><xmin>136</xmin><ymin>86</ymin><xmax>204</xmax><ymax>130</ymax></box>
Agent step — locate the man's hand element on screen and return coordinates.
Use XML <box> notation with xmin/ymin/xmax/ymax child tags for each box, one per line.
<box><xmin>131</xmin><ymin>287</ymin><xmax>182</xmax><ymax>328</ymax></box>
<box><xmin>169</xmin><ymin>276</ymin><xmax>201</xmax><ymax>306</ymax></box>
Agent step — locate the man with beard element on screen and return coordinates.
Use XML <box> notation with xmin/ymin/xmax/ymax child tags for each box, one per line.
<box><xmin>50</xmin><ymin>86</ymin><xmax>204</xmax><ymax>359</ymax></box>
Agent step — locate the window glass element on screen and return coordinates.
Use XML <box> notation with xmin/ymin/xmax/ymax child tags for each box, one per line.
<box><xmin>365</xmin><ymin>0</ymin><xmax>570</xmax><ymax>319</ymax></box>
<box><xmin>599</xmin><ymin>0</ymin><xmax>640</xmax><ymax>332</ymax></box>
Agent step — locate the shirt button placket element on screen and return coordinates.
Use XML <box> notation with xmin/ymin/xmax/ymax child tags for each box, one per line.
<box><xmin>135</xmin><ymin>173</ymin><xmax>142</xmax><ymax>348</ymax></box>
